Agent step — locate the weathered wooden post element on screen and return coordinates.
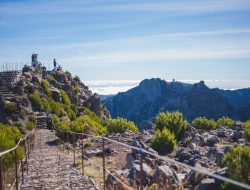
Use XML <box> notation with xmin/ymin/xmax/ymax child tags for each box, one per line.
<box><xmin>81</xmin><ymin>133</ymin><xmax>84</xmax><ymax>175</ymax></box>
<box><xmin>24</xmin><ymin>140</ymin><xmax>28</xmax><ymax>174</ymax></box>
<box><xmin>140</xmin><ymin>153</ymin><xmax>143</xmax><ymax>190</ymax></box>
<box><xmin>0</xmin><ymin>157</ymin><xmax>3</xmax><ymax>190</ymax></box>
<box><xmin>73</xmin><ymin>133</ymin><xmax>76</xmax><ymax>166</ymax></box>
<box><xmin>15</xmin><ymin>149</ymin><xmax>18</xmax><ymax>190</ymax></box>
<box><xmin>67</xmin><ymin>132</ymin><xmax>70</xmax><ymax>154</ymax></box>
<box><xmin>102</xmin><ymin>138</ymin><xmax>106</xmax><ymax>190</ymax></box>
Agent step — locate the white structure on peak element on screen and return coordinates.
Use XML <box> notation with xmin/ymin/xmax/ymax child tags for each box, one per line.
<box><xmin>31</xmin><ymin>53</ymin><xmax>41</xmax><ymax>67</ymax></box>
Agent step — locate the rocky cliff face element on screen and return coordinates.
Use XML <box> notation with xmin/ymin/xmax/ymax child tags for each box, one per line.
<box><xmin>104</xmin><ymin>78</ymin><xmax>250</xmax><ymax>129</ymax></box>
<box><xmin>0</xmin><ymin>66</ymin><xmax>110</xmax><ymax>125</ymax></box>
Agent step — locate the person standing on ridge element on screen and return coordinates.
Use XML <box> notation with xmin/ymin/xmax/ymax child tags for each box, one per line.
<box><xmin>53</xmin><ymin>59</ymin><xmax>57</xmax><ymax>71</ymax></box>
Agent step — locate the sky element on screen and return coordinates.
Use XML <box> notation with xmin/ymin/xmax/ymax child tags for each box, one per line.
<box><xmin>0</xmin><ymin>0</ymin><xmax>250</xmax><ymax>94</ymax></box>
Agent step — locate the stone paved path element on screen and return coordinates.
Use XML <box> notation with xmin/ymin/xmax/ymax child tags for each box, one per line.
<box><xmin>20</xmin><ymin>129</ymin><xmax>99</xmax><ymax>190</ymax></box>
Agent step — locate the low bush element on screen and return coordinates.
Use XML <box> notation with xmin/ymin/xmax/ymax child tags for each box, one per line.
<box><xmin>151</xmin><ymin>128</ymin><xmax>176</xmax><ymax>155</ymax></box>
<box><xmin>192</xmin><ymin>117</ymin><xmax>217</xmax><ymax>130</ymax></box>
<box><xmin>72</xmin><ymin>87</ymin><xmax>80</xmax><ymax>95</ymax></box>
<box><xmin>221</xmin><ymin>146</ymin><xmax>250</xmax><ymax>190</ymax></box>
<box><xmin>107</xmin><ymin>117</ymin><xmax>138</xmax><ymax>133</ymax></box>
<box><xmin>60</xmin><ymin>90</ymin><xmax>71</xmax><ymax>106</ymax></box>
<box><xmin>155</xmin><ymin>111</ymin><xmax>187</xmax><ymax>139</ymax></box>
<box><xmin>0</xmin><ymin>123</ymin><xmax>23</xmax><ymax>167</ymax></box>
<box><xmin>243</xmin><ymin>120</ymin><xmax>250</xmax><ymax>141</ymax></box>
<box><xmin>217</xmin><ymin>116</ymin><xmax>234</xmax><ymax>128</ymax></box>
<box><xmin>65</xmin><ymin>71</ymin><xmax>72</xmax><ymax>78</ymax></box>
<box><xmin>27</xmin><ymin>116</ymin><xmax>36</xmax><ymax>131</ymax></box>
<box><xmin>41</xmin><ymin>79</ymin><xmax>52</xmax><ymax>97</ymax></box>
<box><xmin>4</xmin><ymin>102</ymin><xmax>17</xmax><ymax>113</ymax></box>
<box><xmin>71</xmin><ymin>115</ymin><xmax>107</xmax><ymax>135</ymax></box>
<box><xmin>29</xmin><ymin>91</ymin><xmax>44</xmax><ymax>111</ymax></box>
<box><xmin>74</xmin><ymin>75</ymin><xmax>81</xmax><ymax>82</ymax></box>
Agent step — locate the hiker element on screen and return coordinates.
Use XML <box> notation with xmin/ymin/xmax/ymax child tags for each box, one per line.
<box><xmin>53</xmin><ymin>59</ymin><xmax>57</xmax><ymax>71</ymax></box>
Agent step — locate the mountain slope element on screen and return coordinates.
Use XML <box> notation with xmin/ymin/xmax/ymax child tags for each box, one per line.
<box><xmin>104</xmin><ymin>78</ymin><xmax>250</xmax><ymax>129</ymax></box>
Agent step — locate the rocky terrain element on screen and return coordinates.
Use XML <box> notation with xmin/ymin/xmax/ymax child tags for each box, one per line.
<box><xmin>104</xmin><ymin>78</ymin><xmax>250</xmax><ymax>130</ymax></box>
<box><xmin>0</xmin><ymin>65</ymin><xmax>110</xmax><ymax>126</ymax></box>
<box><xmin>77</xmin><ymin>122</ymin><xmax>248</xmax><ymax>190</ymax></box>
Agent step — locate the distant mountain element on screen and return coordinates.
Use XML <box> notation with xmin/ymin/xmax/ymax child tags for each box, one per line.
<box><xmin>103</xmin><ymin>78</ymin><xmax>250</xmax><ymax>130</ymax></box>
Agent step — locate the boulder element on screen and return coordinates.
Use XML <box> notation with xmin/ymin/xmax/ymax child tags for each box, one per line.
<box><xmin>106</xmin><ymin>169</ymin><xmax>130</xmax><ymax>190</ymax></box>
<box><xmin>202</xmin><ymin>133</ymin><xmax>219</xmax><ymax>147</ymax></box>
<box><xmin>195</xmin><ymin>178</ymin><xmax>216</xmax><ymax>190</ymax></box>
<box><xmin>153</xmin><ymin>165</ymin><xmax>180</xmax><ymax>188</ymax></box>
<box><xmin>49</xmin><ymin>87</ymin><xmax>61</xmax><ymax>102</ymax></box>
<box><xmin>207</xmin><ymin>148</ymin><xmax>224</xmax><ymax>164</ymax></box>
<box><xmin>188</xmin><ymin>163</ymin><xmax>206</xmax><ymax>186</ymax></box>
<box><xmin>130</xmin><ymin>161</ymin><xmax>153</xmax><ymax>186</ymax></box>
<box><xmin>232</xmin><ymin>131</ymin><xmax>244</xmax><ymax>141</ymax></box>
<box><xmin>31</xmin><ymin>75</ymin><xmax>41</xmax><ymax>85</ymax></box>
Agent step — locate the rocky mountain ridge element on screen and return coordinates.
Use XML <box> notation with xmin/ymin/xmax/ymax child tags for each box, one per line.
<box><xmin>104</xmin><ymin>78</ymin><xmax>250</xmax><ymax>129</ymax></box>
<box><xmin>0</xmin><ymin>66</ymin><xmax>110</xmax><ymax>126</ymax></box>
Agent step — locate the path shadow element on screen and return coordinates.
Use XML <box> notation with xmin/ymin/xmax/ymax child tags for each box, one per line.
<box><xmin>46</xmin><ymin>139</ymin><xmax>60</xmax><ymax>146</ymax></box>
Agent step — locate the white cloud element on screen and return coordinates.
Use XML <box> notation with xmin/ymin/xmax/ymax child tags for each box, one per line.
<box><xmin>86</xmin><ymin>79</ymin><xmax>250</xmax><ymax>95</ymax></box>
<box><xmin>85</xmin><ymin>80</ymin><xmax>139</xmax><ymax>95</ymax></box>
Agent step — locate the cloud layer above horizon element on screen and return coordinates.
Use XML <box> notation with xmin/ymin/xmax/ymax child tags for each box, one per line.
<box><xmin>0</xmin><ymin>0</ymin><xmax>250</xmax><ymax>89</ymax></box>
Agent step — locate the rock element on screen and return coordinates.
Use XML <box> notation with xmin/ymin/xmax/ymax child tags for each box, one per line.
<box><xmin>153</xmin><ymin>165</ymin><xmax>180</xmax><ymax>188</ymax></box>
<box><xmin>106</xmin><ymin>169</ymin><xmax>130</xmax><ymax>190</ymax></box>
<box><xmin>84</xmin><ymin>148</ymin><xmax>102</xmax><ymax>157</ymax></box>
<box><xmin>207</xmin><ymin>148</ymin><xmax>224</xmax><ymax>164</ymax></box>
<box><xmin>49</xmin><ymin>87</ymin><xmax>61</xmax><ymax>102</ymax></box>
<box><xmin>130</xmin><ymin>161</ymin><xmax>153</xmax><ymax>186</ymax></box>
<box><xmin>232</xmin><ymin>131</ymin><xmax>244</xmax><ymax>141</ymax></box>
<box><xmin>195</xmin><ymin>178</ymin><xmax>216</xmax><ymax>190</ymax></box>
<box><xmin>23</xmin><ymin>66</ymin><xmax>35</xmax><ymax>73</ymax></box>
<box><xmin>202</xmin><ymin>133</ymin><xmax>219</xmax><ymax>147</ymax></box>
<box><xmin>176</xmin><ymin>148</ymin><xmax>192</xmax><ymax>161</ymax></box>
<box><xmin>188</xmin><ymin>163</ymin><xmax>206</xmax><ymax>186</ymax></box>
<box><xmin>31</xmin><ymin>75</ymin><xmax>41</xmax><ymax>84</ymax></box>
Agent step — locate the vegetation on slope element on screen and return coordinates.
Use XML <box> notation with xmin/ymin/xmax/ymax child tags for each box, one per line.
<box><xmin>151</xmin><ymin>128</ymin><xmax>176</xmax><ymax>155</ymax></box>
<box><xmin>222</xmin><ymin>146</ymin><xmax>250</xmax><ymax>190</ymax></box>
<box><xmin>0</xmin><ymin>124</ymin><xmax>23</xmax><ymax>167</ymax></box>
<box><xmin>243</xmin><ymin>120</ymin><xmax>250</xmax><ymax>141</ymax></box>
<box><xmin>192</xmin><ymin>117</ymin><xmax>217</xmax><ymax>130</ymax></box>
<box><xmin>107</xmin><ymin>117</ymin><xmax>138</xmax><ymax>133</ymax></box>
<box><xmin>155</xmin><ymin>111</ymin><xmax>187</xmax><ymax>139</ymax></box>
<box><xmin>217</xmin><ymin>116</ymin><xmax>234</xmax><ymax>128</ymax></box>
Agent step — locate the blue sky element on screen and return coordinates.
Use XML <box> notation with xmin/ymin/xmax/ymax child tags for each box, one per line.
<box><xmin>1</xmin><ymin>0</ymin><xmax>250</xmax><ymax>91</ymax></box>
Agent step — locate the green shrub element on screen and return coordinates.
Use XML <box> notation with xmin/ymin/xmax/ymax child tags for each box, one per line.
<box><xmin>192</xmin><ymin>117</ymin><xmax>217</xmax><ymax>130</ymax></box>
<box><xmin>27</xmin><ymin>116</ymin><xmax>36</xmax><ymax>131</ymax></box>
<box><xmin>217</xmin><ymin>116</ymin><xmax>234</xmax><ymax>128</ymax></box>
<box><xmin>243</xmin><ymin>120</ymin><xmax>250</xmax><ymax>141</ymax></box>
<box><xmin>49</xmin><ymin>100</ymin><xmax>66</xmax><ymax>117</ymax></box>
<box><xmin>29</xmin><ymin>91</ymin><xmax>44</xmax><ymax>111</ymax></box>
<box><xmin>74</xmin><ymin>75</ymin><xmax>80</xmax><ymax>82</ymax></box>
<box><xmin>4</xmin><ymin>102</ymin><xmax>17</xmax><ymax>113</ymax></box>
<box><xmin>0</xmin><ymin>123</ymin><xmax>23</xmax><ymax>167</ymax></box>
<box><xmin>41</xmin><ymin>79</ymin><xmax>52</xmax><ymax>97</ymax></box>
<box><xmin>155</xmin><ymin>111</ymin><xmax>187</xmax><ymax>139</ymax></box>
<box><xmin>151</xmin><ymin>128</ymin><xmax>176</xmax><ymax>155</ymax></box>
<box><xmin>65</xmin><ymin>71</ymin><xmax>72</xmax><ymax>78</ymax></box>
<box><xmin>107</xmin><ymin>117</ymin><xmax>138</xmax><ymax>133</ymax></box>
<box><xmin>72</xmin><ymin>87</ymin><xmax>80</xmax><ymax>95</ymax></box>
<box><xmin>71</xmin><ymin>115</ymin><xmax>107</xmax><ymax>135</ymax></box>
<box><xmin>64</xmin><ymin>105</ymin><xmax>76</xmax><ymax>120</ymax></box>
<box><xmin>60</xmin><ymin>90</ymin><xmax>71</xmax><ymax>106</ymax></box>
<box><xmin>221</xmin><ymin>146</ymin><xmax>250</xmax><ymax>190</ymax></box>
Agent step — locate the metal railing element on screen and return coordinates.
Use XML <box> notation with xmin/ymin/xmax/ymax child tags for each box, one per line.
<box><xmin>2</xmin><ymin>124</ymin><xmax>249</xmax><ymax>190</ymax></box>
<box><xmin>0</xmin><ymin>132</ymin><xmax>35</xmax><ymax>190</ymax></box>
<box><xmin>51</xmin><ymin>124</ymin><xmax>250</xmax><ymax>190</ymax></box>
<box><xmin>0</xmin><ymin>63</ymin><xmax>25</xmax><ymax>72</ymax></box>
